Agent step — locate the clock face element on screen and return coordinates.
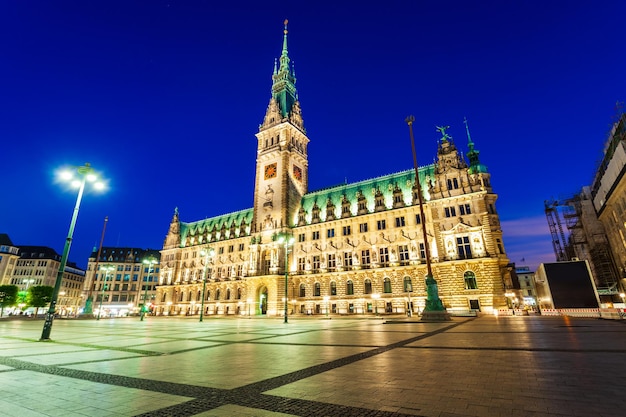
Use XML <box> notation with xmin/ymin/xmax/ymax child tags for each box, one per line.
<box><xmin>264</xmin><ymin>163</ymin><xmax>277</xmax><ymax>180</ymax></box>
<box><xmin>293</xmin><ymin>165</ymin><xmax>302</xmax><ymax>181</ymax></box>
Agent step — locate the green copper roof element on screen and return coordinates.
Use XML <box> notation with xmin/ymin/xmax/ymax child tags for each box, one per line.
<box><xmin>464</xmin><ymin>118</ymin><xmax>488</xmax><ymax>174</ymax></box>
<box><xmin>180</xmin><ymin>208</ymin><xmax>254</xmax><ymax>246</ymax></box>
<box><xmin>296</xmin><ymin>166</ymin><xmax>435</xmax><ymax>224</ymax></box>
<box><xmin>271</xmin><ymin>20</ymin><xmax>297</xmax><ymax>118</ymax></box>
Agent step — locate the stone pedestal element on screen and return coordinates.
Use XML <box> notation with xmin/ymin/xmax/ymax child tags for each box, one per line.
<box><xmin>421</xmin><ymin>310</ymin><xmax>451</xmax><ymax>321</ymax></box>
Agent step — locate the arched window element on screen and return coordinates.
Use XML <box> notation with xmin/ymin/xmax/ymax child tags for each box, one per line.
<box><xmin>330</xmin><ymin>281</ymin><xmax>337</xmax><ymax>295</ymax></box>
<box><xmin>216</xmin><ymin>289</ymin><xmax>221</xmax><ymax>300</ymax></box>
<box><xmin>314</xmin><ymin>282</ymin><xmax>321</xmax><ymax>297</ymax></box>
<box><xmin>197</xmin><ymin>290</ymin><xmax>202</xmax><ymax>301</ymax></box>
<box><xmin>464</xmin><ymin>271</ymin><xmax>478</xmax><ymax>290</ymax></box>
<box><xmin>403</xmin><ymin>276</ymin><xmax>413</xmax><ymax>292</ymax></box>
<box><xmin>299</xmin><ymin>283</ymin><xmax>306</xmax><ymax>297</ymax></box>
<box><xmin>364</xmin><ymin>279</ymin><xmax>372</xmax><ymax>294</ymax></box>
<box><xmin>346</xmin><ymin>280</ymin><xmax>354</xmax><ymax>295</ymax></box>
<box><xmin>206</xmin><ymin>290</ymin><xmax>211</xmax><ymax>301</ymax></box>
<box><xmin>237</xmin><ymin>288</ymin><xmax>242</xmax><ymax>299</ymax></box>
<box><xmin>226</xmin><ymin>289</ymin><xmax>231</xmax><ymax>300</ymax></box>
<box><xmin>383</xmin><ymin>277</ymin><xmax>392</xmax><ymax>293</ymax></box>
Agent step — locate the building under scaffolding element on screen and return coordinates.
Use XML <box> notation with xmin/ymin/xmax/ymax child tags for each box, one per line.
<box><xmin>544</xmin><ymin>188</ymin><xmax>620</xmax><ymax>297</ymax></box>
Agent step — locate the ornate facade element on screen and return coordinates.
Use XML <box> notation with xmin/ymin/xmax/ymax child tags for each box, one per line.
<box><xmin>155</xmin><ymin>22</ymin><xmax>512</xmax><ymax>317</ymax></box>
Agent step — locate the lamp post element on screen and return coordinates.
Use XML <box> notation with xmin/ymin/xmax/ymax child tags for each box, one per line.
<box><xmin>406</xmin><ymin>117</ymin><xmax>450</xmax><ymax>321</ymax></box>
<box><xmin>372</xmin><ymin>293</ymin><xmax>380</xmax><ymax>316</ymax></box>
<box><xmin>97</xmin><ymin>264</ymin><xmax>114</xmax><ymax>320</ymax></box>
<box><xmin>278</xmin><ymin>233</ymin><xmax>295</xmax><ymax>324</ymax></box>
<box><xmin>406</xmin><ymin>282</ymin><xmax>413</xmax><ymax>317</ymax></box>
<box><xmin>141</xmin><ymin>256</ymin><xmax>158</xmax><ymax>321</ymax></box>
<box><xmin>41</xmin><ymin>163</ymin><xmax>105</xmax><ymax>341</ymax></box>
<box><xmin>247</xmin><ymin>298</ymin><xmax>252</xmax><ymax>318</ymax></box>
<box><xmin>323</xmin><ymin>295</ymin><xmax>330</xmax><ymax>318</ymax></box>
<box><xmin>84</xmin><ymin>216</ymin><xmax>108</xmax><ymax>315</ymax></box>
<box><xmin>199</xmin><ymin>246</ymin><xmax>214</xmax><ymax>322</ymax></box>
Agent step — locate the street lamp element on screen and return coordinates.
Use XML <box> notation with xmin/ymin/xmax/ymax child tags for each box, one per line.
<box><xmin>97</xmin><ymin>265</ymin><xmax>114</xmax><ymax>320</ymax></box>
<box><xmin>323</xmin><ymin>295</ymin><xmax>330</xmax><ymax>318</ymax></box>
<box><xmin>278</xmin><ymin>233</ymin><xmax>295</xmax><ymax>324</ymax></box>
<box><xmin>141</xmin><ymin>256</ymin><xmax>158</xmax><ymax>321</ymax></box>
<box><xmin>406</xmin><ymin>117</ymin><xmax>450</xmax><ymax>321</ymax></box>
<box><xmin>406</xmin><ymin>281</ymin><xmax>413</xmax><ymax>317</ymax></box>
<box><xmin>247</xmin><ymin>298</ymin><xmax>253</xmax><ymax>317</ymax></box>
<box><xmin>41</xmin><ymin>163</ymin><xmax>105</xmax><ymax>341</ymax></box>
<box><xmin>372</xmin><ymin>293</ymin><xmax>380</xmax><ymax>316</ymax></box>
<box><xmin>199</xmin><ymin>246</ymin><xmax>214</xmax><ymax>322</ymax></box>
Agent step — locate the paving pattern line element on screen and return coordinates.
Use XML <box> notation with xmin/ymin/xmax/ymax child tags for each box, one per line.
<box><xmin>0</xmin><ymin>319</ymin><xmax>471</xmax><ymax>416</ymax></box>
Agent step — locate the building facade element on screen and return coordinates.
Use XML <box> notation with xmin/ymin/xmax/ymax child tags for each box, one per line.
<box><xmin>155</xmin><ymin>22</ymin><xmax>512</xmax><ymax>317</ymax></box>
<box><xmin>0</xmin><ymin>234</ymin><xmax>20</xmax><ymax>285</ymax></box>
<box><xmin>591</xmin><ymin>111</ymin><xmax>626</xmax><ymax>294</ymax></box>
<box><xmin>82</xmin><ymin>247</ymin><xmax>160</xmax><ymax>317</ymax></box>
<box><xmin>5</xmin><ymin>245</ymin><xmax>85</xmax><ymax>316</ymax></box>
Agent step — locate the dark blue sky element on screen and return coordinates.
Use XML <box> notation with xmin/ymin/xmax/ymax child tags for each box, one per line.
<box><xmin>1</xmin><ymin>1</ymin><xmax>624</xmax><ymax>270</ymax></box>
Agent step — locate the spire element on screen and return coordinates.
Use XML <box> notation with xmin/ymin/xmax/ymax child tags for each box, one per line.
<box><xmin>271</xmin><ymin>19</ymin><xmax>298</xmax><ymax>118</ymax></box>
<box><xmin>464</xmin><ymin>118</ymin><xmax>488</xmax><ymax>174</ymax></box>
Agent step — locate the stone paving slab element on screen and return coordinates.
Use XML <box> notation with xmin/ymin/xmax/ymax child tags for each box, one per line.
<box><xmin>1</xmin><ymin>316</ymin><xmax>625</xmax><ymax>416</ymax></box>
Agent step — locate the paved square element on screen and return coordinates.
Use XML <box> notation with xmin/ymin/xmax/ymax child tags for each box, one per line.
<box><xmin>1</xmin><ymin>316</ymin><xmax>625</xmax><ymax>416</ymax></box>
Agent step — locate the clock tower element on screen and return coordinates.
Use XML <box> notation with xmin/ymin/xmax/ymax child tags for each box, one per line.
<box><xmin>253</xmin><ymin>20</ymin><xmax>309</xmax><ymax>236</ymax></box>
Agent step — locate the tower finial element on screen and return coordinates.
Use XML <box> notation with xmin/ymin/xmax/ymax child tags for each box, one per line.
<box><xmin>463</xmin><ymin>117</ymin><xmax>474</xmax><ymax>148</ymax></box>
<box><xmin>282</xmin><ymin>19</ymin><xmax>289</xmax><ymax>57</ymax></box>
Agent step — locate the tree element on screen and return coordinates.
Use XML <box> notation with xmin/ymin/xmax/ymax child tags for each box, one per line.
<box><xmin>0</xmin><ymin>285</ymin><xmax>19</xmax><ymax>317</ymax></box>
<box><xmin>29</xmin><ymin>286</ymin><xmax>54</xmax><ymax>317</ymax></box>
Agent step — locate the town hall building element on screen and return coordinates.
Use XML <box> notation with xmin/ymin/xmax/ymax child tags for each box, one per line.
<box><xmin>154</xmin><ymin>21</ymin><xmax>512</xmax><ymax>317</ymax></box>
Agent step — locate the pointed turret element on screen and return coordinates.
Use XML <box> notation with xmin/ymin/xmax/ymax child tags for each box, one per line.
<box><xmin>163</xmin><ymin>207</ymin><xmax>181</xmax><ymax>249</ymax></box>
<box><xmin>464</xmin><ymin>118</ymin><xmax>488</xmax><ymax>174</ymax></box>
<box><xmin>270</xmin><ymin>19</ymin><xmax>298</xmax><ymax>119</ymax></box>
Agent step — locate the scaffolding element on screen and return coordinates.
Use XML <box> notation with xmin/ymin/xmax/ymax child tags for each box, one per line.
<box><xmin>544</xmin><ymin>199</ymin><xmax>569</xmax><ymax>262</ymax></box>
<box><xmin>544</xmin><ymin>193</ymin><xmax>620</xmax><ymax>294</ymax></box>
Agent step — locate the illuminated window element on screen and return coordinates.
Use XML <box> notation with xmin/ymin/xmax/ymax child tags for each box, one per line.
<box><xmin>459</xmin><ymin>204</ymin><xmax>471</xmax><ymax>215</ymax></box>
<box><xmin>464</xmin><ymin>271</ymin><xmax>478</xmax><ymax>289</ymax></box>
<box><xmin>297</xmin><ymin>257</ymin><xmax>305</xmax><ymax>272</ymax></box>
<box><xmin>383</xmin><ymin>277</ymin><xmax>392</xmax><ymax>293</ymax></box>
<box><xmin>361</xmin><ymin>250</ymin><xmax>370</xmax><ymax>267</ymax></box>
<box><xmin>403</xmin><ymin>276</ymin><xmax>413</xmax><ymax>292</ymax></box>
<box><xmin>344</xmin><ymin>252</ymin><xmax>353</xmax><ymax>267</ymax></box>
<box><xmin>398</xmin><ymin>245</ymin><xmax>409</xmax><ymax>264</ymax></box>
<box><xmin>327</xmin><ymin>254</ymin><xmax>336</xmax><ymax>270</ymax></box>
<box><xmin>379</xmin><ymin>247</ymin><xmax>389</xmax><ymax>266</ymax></box>
<box><xmin>313</xmin><ymin>255</ymin><xmax>320</xmax><ymax>270</ymax></box>
<box><xmin>346</xmin><ymin>280</ymin><xmax>354</xmax><ymax>295</ymax></box>
<box><xmin>364</xmin><ymin>278</ymin><xmax>373</xmax><ymax>294</ymax></box>
<box><xmin>457</xmin><ymin>237</ymin><xmax>472</xmax><ymax>259</ymax></box>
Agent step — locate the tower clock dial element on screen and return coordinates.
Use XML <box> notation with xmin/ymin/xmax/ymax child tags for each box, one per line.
<box><xmin>264</xmin><ymin>163</ymin><xmax>277</xmax><ymax>180</ymax></box>
<box><xmin>293</xmin><ymin>165</ymin><xmax>302</xmax><ymax>181</ymax></box>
